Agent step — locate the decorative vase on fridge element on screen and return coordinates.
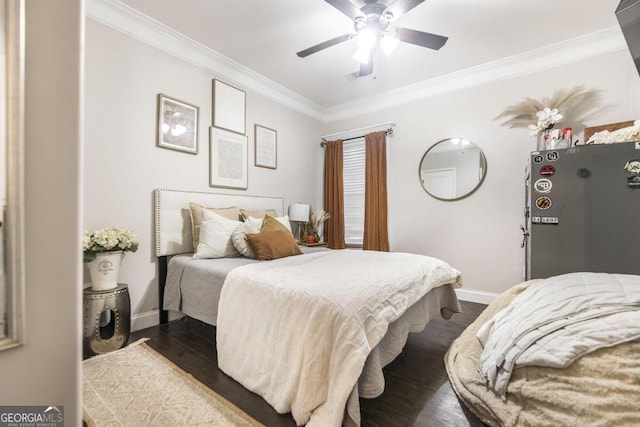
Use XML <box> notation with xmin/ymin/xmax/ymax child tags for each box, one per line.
<box><xmin>537</xmin><ymin>128</ymin><xmax>552</xmax><ymax>151</ymax></box>
<box><xmin>87</xmin><ymin>251</ymin><xmax>123</xmax><ymax>291</ymax></box>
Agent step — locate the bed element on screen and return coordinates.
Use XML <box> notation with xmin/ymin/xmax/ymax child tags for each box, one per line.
<box><xmin>154</xmin><ymin>188</ymin><xmax>463</xmax><ymax>426</ymax></box>
<box><xmin>445</xmin><ymin>272</ymin><xmax>640</xmax><ymax>427</ymax></box>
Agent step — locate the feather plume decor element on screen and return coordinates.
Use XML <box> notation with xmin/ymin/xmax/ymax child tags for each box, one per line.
<box><xmin>495</xmin><ymin>85</ymin><xmax>603</xmax><ymax>137</ymax></box>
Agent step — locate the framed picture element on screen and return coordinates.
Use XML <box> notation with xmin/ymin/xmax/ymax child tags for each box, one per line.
<box><xmin>212</xmin><ymin>79</ymin><xmax>246</xmax><ymax>135</ymax></box>
<box><xmin>157</xmin><ymin>93</ymin><xmax>199</xmax><ymax>154</ymax></box>
<box><xmin>254</xmin><ymin>124</ymin><xmax>277</xmax><ymax>169</ymax></box>
<box><xmin>209</xmin><ymin>126</ymin><xmax>248</xmax><ymax>189</ymax></box>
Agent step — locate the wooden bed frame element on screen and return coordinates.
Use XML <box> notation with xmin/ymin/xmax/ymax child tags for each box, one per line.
<box><xmin>153</xmin><ymin>188</ymin><xmax>284</xmax><ymax>323</ymax></box>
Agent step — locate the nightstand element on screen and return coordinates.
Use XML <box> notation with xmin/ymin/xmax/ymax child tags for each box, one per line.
<box><xmin>300</xmin><ymin>242</ymin><xmax>328</xmax><ymax>248</ymax></box>
<box><xmin>83</xmin><ymin>284</ymin><xmax>131</xmax><ymax>358</ymax></box>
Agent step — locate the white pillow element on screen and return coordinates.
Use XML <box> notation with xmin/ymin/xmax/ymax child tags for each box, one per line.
<box><xmin>246</xmin><ymin>215</ymin><xmax>293</xmax><ymax>235</ymax></box>
<box><xmin>231</xmin><ymin>221</ymin><xmax>261</xmax><ymax>258</ymax></box>
<box><xmin>193</xmin><ymin>209</ymin><xmax>242</xmax><ymax>259</ymax></box>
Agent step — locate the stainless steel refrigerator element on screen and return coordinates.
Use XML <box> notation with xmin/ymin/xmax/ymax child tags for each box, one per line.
<box><xmin>524</xmin><ymin>141</ymin><xmax>640</xmax><ymax>279</ymax></box>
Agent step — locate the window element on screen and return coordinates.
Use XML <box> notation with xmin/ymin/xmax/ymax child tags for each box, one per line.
<box><xmin>343</xmin><ymin>138</ymin><xmax>365</xmax><ymax>246</ymax></box>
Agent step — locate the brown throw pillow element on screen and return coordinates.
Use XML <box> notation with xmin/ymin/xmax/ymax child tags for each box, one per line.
<box><xmin>261</xmin><ymin>214</ymin><xmax>290</xmax><ymax>234</ymax></box>
<box><xmin>246</xmin><ymin>230</ymin><xmax>303</xmax><ymax>260</ymax></box>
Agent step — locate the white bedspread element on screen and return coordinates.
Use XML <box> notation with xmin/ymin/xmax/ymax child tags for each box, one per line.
<box><xmin>216</xmin><ymin>250</ymin><xmax>462</xmax><ymax>427</ymax></box>
<box><xmin>477</xmin><ymin>272</ymin><xmax>640</xmax><ymax>398</ymax></box>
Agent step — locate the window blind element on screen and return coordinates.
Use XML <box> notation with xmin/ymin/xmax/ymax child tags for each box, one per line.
<box><xmin>343</xmin><ymin>138</ymin><xmax>365</xmax><ymax>246</ymax></box>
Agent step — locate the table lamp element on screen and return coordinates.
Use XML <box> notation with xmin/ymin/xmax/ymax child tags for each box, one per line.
<box><xmin>288</xmin><ymin>203</ymin><xmax>310</xmax><ymax>243</ymax></box>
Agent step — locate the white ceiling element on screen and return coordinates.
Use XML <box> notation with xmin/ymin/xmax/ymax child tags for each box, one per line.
<box><xmin>110</xmin><ymin>0</ymin><xmax>624</xmax><ymax>116</ymax></box>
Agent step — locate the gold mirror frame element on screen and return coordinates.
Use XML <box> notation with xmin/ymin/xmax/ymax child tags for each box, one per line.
<box><xmin>1</xmin><ymin>0</ymin><xmax>25</xmax><ymax>351</ymax></box>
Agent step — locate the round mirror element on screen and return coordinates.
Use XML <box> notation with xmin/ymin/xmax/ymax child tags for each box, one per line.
<box><xmin>419</xmin><ymin>138</ymin><xmax>487</xmax><ymax>201</ymax></box>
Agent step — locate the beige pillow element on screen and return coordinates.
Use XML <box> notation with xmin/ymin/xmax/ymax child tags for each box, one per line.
<box><xmin>246</xmin><ymin>230</ymin><xmax>303</xmax><ymax>261</ymax></box>
<box><xmin>189</xmin><ymin>203</ymin><xmax>240</xmax><ymax>251</ymax></box>
<box><xmin>231</xmin><ymin>222</ymin><xmax>261</xmax><ymax>258</ymax></box>
<box><xmin>240</xmin><ymin>208</ymin><xmax>278</xmax><ymax>220</ymax></box>
<box><xmin>193</xmin><ymin>209</ymin><xmax>241</xmax><ymax>259</ymax></box>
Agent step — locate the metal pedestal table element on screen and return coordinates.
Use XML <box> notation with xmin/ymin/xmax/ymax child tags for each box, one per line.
<box><xmin>83</xmin><ymin>284</ymin><xmax>130</xmax><ymax>357</ymax></box>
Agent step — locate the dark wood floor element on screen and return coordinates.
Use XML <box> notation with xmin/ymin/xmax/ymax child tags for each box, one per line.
<box><xmin>130</xmin><ymin>301</ymin><xmax>488</xmax><ymax>427</ymax></box>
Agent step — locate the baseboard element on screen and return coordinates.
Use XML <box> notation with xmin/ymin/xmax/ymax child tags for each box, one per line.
<box><xmin>131</xmin><ymin>309</ymin><xmax>184</xmax><ymax>332</ymax></box>
<box><xmin>455</xmin><ymin>288</ymin><xmax>498</xmax><ymax>305</ymax></box>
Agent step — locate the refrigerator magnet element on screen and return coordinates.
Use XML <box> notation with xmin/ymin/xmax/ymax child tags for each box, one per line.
<box><xmin>628</xmin><ymin>176</ymin><xmax>640</xmax><ymax>188</ymax></box>
<box><xmin>535</xmin><ymin>196</ymin><xmax>552</xmax><ymax>210</ymax></box>
<box><xmin>624</xmin><ymin>160</ymin><xmax>640</xmax><ymax>174</ymax></box>
<box><xmin>545</xmin><ymin>151</ymin><xmax>559</xmax><ymax>162</ymax></box>
<box><xmin>540</xmin><ymin>165</ymin><xmax>556</xmax><ymax>177</ymax></box>
<box><xmin>534</xmin><ymin>178</ymin><xmax>553</xmax><ymax>193</ymax></box>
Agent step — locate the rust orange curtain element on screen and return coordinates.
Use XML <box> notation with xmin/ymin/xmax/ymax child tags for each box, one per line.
<box><xmin>363</xmin><ymin>131</ymin><xmax>389</xmax><ymax>251</ymax></box>
<box><xmin>323</xmin><ymin>140</ymin><xmax>346</xmax><ymax>249</ymax></box>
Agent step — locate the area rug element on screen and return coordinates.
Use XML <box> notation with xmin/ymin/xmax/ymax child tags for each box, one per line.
<box><xmin>83</xmin><ymin>338</ymin><xmax>263</xmax><ymax>426</ymax></box>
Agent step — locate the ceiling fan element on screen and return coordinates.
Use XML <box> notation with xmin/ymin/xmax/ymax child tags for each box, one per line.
<box><xmin>296</xmin><ymin>0</ymin><xmax>448</xmax><ymax>77</ymax></box>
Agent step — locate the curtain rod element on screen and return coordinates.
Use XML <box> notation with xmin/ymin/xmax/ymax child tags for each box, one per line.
<box><xmin>319</xmin><ymin>122</ymin><xmax>396</xmax><ymax>147</ymax></box>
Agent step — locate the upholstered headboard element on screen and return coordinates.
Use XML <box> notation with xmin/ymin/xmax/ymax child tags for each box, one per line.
<box><xmin>154</xmin><ymin>188</ymin><xmax>284</xmax><ymax>257</ymax></box>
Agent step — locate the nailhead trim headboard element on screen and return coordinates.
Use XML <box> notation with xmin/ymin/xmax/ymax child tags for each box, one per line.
<box><xmin>154</xmin><ymin>188</ymin><xmax>284</xmax><ymax>257</ymax></box>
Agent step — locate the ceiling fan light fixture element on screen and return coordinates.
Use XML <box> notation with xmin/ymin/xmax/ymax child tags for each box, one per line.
<box><xmin>356</xmin><ymin>27</ymin><xmax>377</xmax><ymax>50</ymax></box>
<box><xmin>380</xmin><ymin>34</ymin><xmax>399</xmax><ymax>57</ymax></box>
<box><xmin>297</xmin><ymin>0</ymin><xmax>448</xmax><ymax>77</ymax></box>
<box><xmin>353</xmin><ymin>46</ymin><xmax>371</xmax><ymax>64</ymax></box>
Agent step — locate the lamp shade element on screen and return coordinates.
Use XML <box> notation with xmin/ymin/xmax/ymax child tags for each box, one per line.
<box><xmin>353</xmin><ymin>46</ymin><xmax>371</xmax><ymax>64</ymax></box>
<box><xmin>380</xmin><ymin>34</ymin><xmax>399</xmax><ymax>57</ymax></box>
<box><xmin>288</xmin><ymin>203</ymin><xmax>310</xmax><ymax>222</ymax></box>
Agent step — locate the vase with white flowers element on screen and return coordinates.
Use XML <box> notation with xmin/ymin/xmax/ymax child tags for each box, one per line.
<box><xmin>529</xmin><ymin>107</ymin><xmax>563</xmax><ymax>145</ymax></box>
<box><xmin>495</xmin><ymin>85</ymin><xmax>603</xmax><ymax>150</ymax></box>
<box><xmin>83</xmin><ymin>226</ymin><xmax>139</xmax><ymax>290</ymax></box>
<box><xmin>309</xmin><ymin>209</ymin><xmax>330</xmax><ymax>243</ymax></box>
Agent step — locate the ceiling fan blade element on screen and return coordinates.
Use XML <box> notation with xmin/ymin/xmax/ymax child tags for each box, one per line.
<box><xmin>325</xmin><ymin>0</ymin><xmax>363</xmax><ymax>20</ymax></box>
<box><xmin>359</xmin><ymin>52</ymin><xmax>374</xmax><ymax>76</ymax></box>
<box><xmin>386</xmin><ymin>0</ymin><xmax>425</xmax><ymax>18</ymax></box>
<box><xmin>396</xmin><ymin>27</ymin><xmax>448</xmax><ymax>50</ymax></box>
<box><xmin>296</xmin><ymin>34</ymin><xmax>354</xmax><ymax>58</ymax></box>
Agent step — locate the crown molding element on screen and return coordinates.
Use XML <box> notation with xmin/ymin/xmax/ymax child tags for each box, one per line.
<box><xmin>86</xmin><ymin>0</ymin><xmax>327</xmax><ymax>120</ymax></box>
<box><xmin>324</xmin><ymin>27</ymin><xmax>627</xmax><ymax>122</ymax></box>
<box><xmin>86</xmin><ymin>0</ymin><xmax>626</xmax><ymax>124</ymax></box>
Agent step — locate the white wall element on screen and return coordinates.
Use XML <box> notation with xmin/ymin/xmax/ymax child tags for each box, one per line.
<box><xmin>84</xmin><ymin>20</ymin><xmax>323</xmax><ymax>329</ymax></box>
<box><xmin>320</xmin><ymin>50</ymin><xmax>640</xmax><ymax>298</ymax></box>
<box><xmin>86</xmin><ymin>12</ymin><xmax>640</xmax><ymax>317</ymax></box>
<box><xmin>0</xmin><ymin>1</ymin><xmax>83</xmax><ymax>424</ymax></box>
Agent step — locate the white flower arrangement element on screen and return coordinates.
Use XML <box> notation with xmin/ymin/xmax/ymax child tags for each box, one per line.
<box><xmin>83</xmin><ymin>226</ymin><xmax>139</xmax><ymax>262</ymax></box>
<box><xmin>528</xmin><ymin>107</ymin><xmax>563</xmax><ymax>137</ymax></box>
<box><xmin>496</xmin><ymin>85</ymin><xmax>602</xmax><ymax>139</ymax></box>
<box><xmin>310</xmin><ymin>209</ymin><xmax>330</xmax><ymax>233</ymax></box>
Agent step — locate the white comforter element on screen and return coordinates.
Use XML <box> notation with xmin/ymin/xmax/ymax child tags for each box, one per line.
<box><xmin>216</xmin><ymin>250</ymin><xmax>462</xmax><ymax>427</ymax></box>
<box><xmin>477</xmin><ymin>272</ymin><xmax>640</xmax><ymax>398</ymax></box>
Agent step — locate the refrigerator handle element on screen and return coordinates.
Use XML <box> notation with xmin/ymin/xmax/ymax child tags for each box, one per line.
<box><xmin>520</xmin><ymin>224</ymin><xmax>529</xmax><ymax>248</ymax></box>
